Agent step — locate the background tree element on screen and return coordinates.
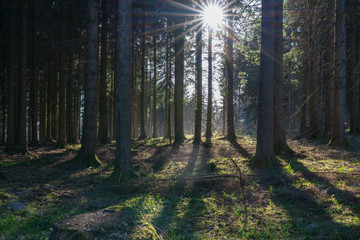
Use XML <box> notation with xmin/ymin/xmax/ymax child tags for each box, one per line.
<box><xmin>193</xmin><ymin>26</ymin><xmax>202</xmax><ymax>145</ymax></box>
<box><xmin>110</xmin><ymin>0</ymin><xmax>133</xmax><ymax>182</ymax></box>
<box><xmin>254</xmin><ymin>0</ymin><xmax>276</xmax><ymax>167</ymax></box>
<box><xmin>76</xmin><ymin>0</ymin><xmax>101</xmax><ymax>166</ymax></box>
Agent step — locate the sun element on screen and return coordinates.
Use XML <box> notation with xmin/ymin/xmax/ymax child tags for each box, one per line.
<box><xmin>202</xmin><ymin>3</ymin><xmax>224</xmax><ymax>28</ymax></box>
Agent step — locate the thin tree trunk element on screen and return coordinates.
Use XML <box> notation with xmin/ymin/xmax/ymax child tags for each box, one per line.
<box><xmin>139</xmin><ymin>14</ymin><xmax>147</xmax><ymax>139</ymax></box>
<box><xmin>174</xmin><ymin>17</ymin><xmax>185</xmax><ymax>144</ymax></box>
<box><xmin>18</xmin><ymin>0</ymin><xmax>28</xmax><ymax>154</ymax></box>
<box><xmin>46</xmin><ymin>59</ymin><xmax>53</xmax><ymax>142</ymax></box>
<box><xmin>77</xmin><ymin>0</ymin><xmax>101</xmax><ymax>166</ymax></box>
<box><xmin>152</xmin><ymin>35</ymin><xmax>157</xmax><ymax>138</ymax></box>
<box><xmin>307</xmin><ymin>2</ymin><xmax>319</xmax><ymax>138</ymax></box>
<box><xmin>349</xmin><ymin>0</ymin><xmax>359</xmax><ymax>134</ymax></box>
<box><xmin>98</xmin><ymin>0</ymin><xmax>110</xmax><ymax>144</ymax></box>
<box><xmin>31</xmin><ymin>0</ymin><xmax>38</xmax><ymax>145</ymax></box>
<box><xmin>52</xmin><ymin>58</ymin><xmax>58</xmax><ymax>140</ymax></box>
<box><xmin>6</xmin><ymin>0</ymin><xmax>16</xmax><ymax>153</ymax></box>
<box><xmin>331</xmin><ymin>0</ymin><xmax>346</xmax><ymax>144</ymax></box>
<box><xmin>226</xmin><ymin>17</ymin><xmax>236</xmax><ymax>141</ymax></box>
<box><xmin>205</xmin><ymin>28</ymin><xmax>213</xmax><ymax>143</ymax></box>
<box><xmin>273</xmin><ymin>0</ymin><xmax>291</xmax><ymax>154</ymax></box>
<box><xmin>57</xmin><ymin>0</ymin><xmax>67</xmax><ymax>147</ymax></box>
<box><xmin>324</xmin><ymin>0</ymin><xmax>335</xmax><ymax>141</ymax></box>
<box><xmin>254</xmin><ymin>0</ymin><xmax>276</xmax><ymax>167</ymax></box>
<box><xmin>194</xmin><ymin>26</ymin><xmax>202</xmax><ymax>144</ymax></box>
<box><xmin>110</xmin><ymin>0</ymin><xmax>133</xmax><ymax>182</ymax></box>
<box><xmin>67</xmin><ymin>9</ymin><xmax>76</xmax><ymax>144</ymax></box>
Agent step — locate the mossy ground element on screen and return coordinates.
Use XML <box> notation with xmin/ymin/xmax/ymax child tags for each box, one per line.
<box><xmin>0</xmin><ymin>135</ymin><xmax>359</xmax><ymax>239</ymax></box>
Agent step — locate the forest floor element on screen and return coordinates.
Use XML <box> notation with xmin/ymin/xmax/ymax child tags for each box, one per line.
<box><xmin>0</xmin><ymin>135</ymin><xmax>360</xmax><ymax>239</ymax></box>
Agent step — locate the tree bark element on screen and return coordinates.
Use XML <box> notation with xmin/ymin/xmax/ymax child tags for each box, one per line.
<box><xmin>193</xmin><ymin>26</ymin><xmax>202</xmax><ymax>145</ymax></box>
<box><xmin>77</xmin><ymin>0</ymin><xmax>101</xmax><ymax>166</ymax></box>
<box><xmin>273</xmin><ymin>0</ymin><xmax>291</xmax><ymax>154</ymax></box>
<box><xmin>254</xmin><ymin>0</ymin><xmax>276</xmax><ymax>167</ymax></box>
<box><xmin>152</xmin><ymin>35</ymin><xmax>157</xmax><ymax>138</ymax></box>
<box><xmin>331</xmin><ymin>0</ymin><xmax>346</xmax><ymax>144</ymax></box>
<box><xmin>307</xmin><ymin>1</ymin><xmax>319</xmax><ymax>138</ymax></box>
<box><xmin>139</xmin><ymin>13</ymin><xmax>147</xmax><ymax>139</ymax></box>
<box><xmin>31</xmin><ymin>0</ymin><xmax>38</xmax><ymax>145</ymax></box>
<box><xmin>18</xmin><ymin>0</ymin><xmax>29</xmax><ymax>154</ymax></box>
<box><xmin>226</xmin><ymin>17</ymin><xmax>236</xmax><ymax>141</ymax></box>
<box><xmin>46</xmin><ymin>59</ymin><xmax>53</xmax><ymax>142</ymax></box>
<box><xmin>205</xmin><ymin>28</ymin><xmax>213</xmax><ymax>143</ymax></box>
<box><xmin>57</xmin><ymin>0</ymin><xmax>67</xmax><ymax>147</ymax></box>
<box><xmin>174</xmin><ymin>16</ymin><xmax>185</xmax><ymax>144</ymax></box>
<box><xmin>324</xmin><ymin>0</ymin><xmax>335</xmax><ymax>141</ymax></box>
<box><xmin>98</xmin><ymin>0</ymin><xmax>110</xmax><ymax>144</ymax></box>
<box><xmin>6</xmin><ymin>0</ymin><xmax>16</xmax><ymax>153</ymax></box>
<box><xmin>349</xmin><ymin>0</ymin><xmax>359</xmax><ymax>134</ymax></box>
<box><xmin>109</xmin><ymin>0</ymin><xmax>133</xmax><ymax>182</ymax></box>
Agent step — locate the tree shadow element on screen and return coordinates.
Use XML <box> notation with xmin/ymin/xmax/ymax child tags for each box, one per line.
<box><xmin>229</xmin><ymin>139</ymin><xmax>252</xmax><ymax>159</ymax></box>
<box><xmin>285</xmin><ymin>154</ymin><xmax>360</xmax><ymax>217</ymax></box>
<box><xmin>250</xmin><ymin>156</ymin><xmax>360</xmax><ymax>239</ymax></box>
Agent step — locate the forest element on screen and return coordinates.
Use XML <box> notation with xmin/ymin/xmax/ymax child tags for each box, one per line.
<box><xmin>0</xmin><ymin>0</ymin><xmax>359</xmax><ymax>239</ymax></box>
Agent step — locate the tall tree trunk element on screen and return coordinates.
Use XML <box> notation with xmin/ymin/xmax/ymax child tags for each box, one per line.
<box><xmin>112</xmin><ymin>41</ymin><xmax>118</xmax><ymax>140</ymax></box>
<box><xmin>152</xmin><ymin>35</ymin><xmax>157</xmax><ymax>138</ymax></box>
<box><xmin>193</xmin><ymin>26</ymin><xmax>202</xmax><ymax>145</ymax></box>
<box><xmin>273</xmin><ymin>0</ymin><xmax>291</xmax><ymax>154</ymax></box>
<box><xmin>18</xmin><ymin>0</ymin><xmax>28</xmax><ymax>154</ymax></box>
<box><xmin>77</xmin><ymin>0</ymin><xmax>101</xmax><ymax>166</ymax></box>
<box><xmin>131</xmin><ymin>38</ymin><xmax>136</xmax><ymax>139</ymax></box>
<box><xmin>174</xmin><ymin>17</ymin><xmax>185</xmax><ymax>144</ymax></box>
<box><xmin>139</xmin><ymin>14</ymin><xmax>147</xmax><ymax>139</ymax></box>
<box><xmin>331</xmin><ymin>0</ymin><xmax>346</xmax><ymax>144</ymax></box>
<box><xmin>67</xmin><ymin>8</ymin><xmax>76</xmax><ymax>144</ymax></box>
<box><xmin>110</xmin><ymin>0</ymin><xmax>133</xmax><ymax>182</ymax></box>
<box><xmin>31</xmin><ymin>0</ymin><xmax>38</xmax><ymax>145</ymax></box>
<box><xmin>300</xmin><ymin>56</ymin><xmax>308</xmax><ymax>133</ymax></box>
<box><xmin>52</xmin><ymin>60</ymin><xmax>58</xmax><ymax>140</ymax></box>
<box><xmin>349</xmin><ymin>0</ymin><xmax>359</xmax><ymax>134</ymax></box>
<box><xmin>165</xmin><ymin>31</ymin><xmax>171</xmax><ymax>140</ymax></box>
<box><xmin>46</xmin><ymin>59</ymin><xmax>53</xmax><ymax>142</ymax></box>
<box><xmin>205</xmin><ymin>28</ymin><xmax>213</xmax><ymax>143</ymax></box>
<box><xmin>254</xmin><ymin>0</ymin><xmax>276</xmax><ymax>167</ymax></box>
<box><xmin>98</xmin><ymin>0</ymin><xmax>110</xmax><ymax>144</ymax></box>
<box><xmin>324</xmin><ymin>0</ymin><xmax>335</xmax><ymax>141</ymax></box>
<box><xmin>307</xmin><ymin>1</ymin><xmax>319</xmax><ymax>138</ymax></box>
<box><xmin>226</xmin><ymin>17</ymin><xmax>236</xmax><ymax>141</ymax></box>
<box><xmin>6</xmin><ymin>0</ymin><xmax>16</xmax><ymax>153</ymax></box>
<box><xmin>57</xmin><ymin>0</ymin><xmax>67</xmax><ymax>147</ymax></box>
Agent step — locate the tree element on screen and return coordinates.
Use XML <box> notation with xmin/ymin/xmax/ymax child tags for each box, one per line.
<box><xmin>174</xmin><ymin>15</ymin><xmax>185</xmax><ymax>144</ymax></box>
<box><xmin>273</xmin><ymin>0</ymin><xmax>291</xmax><ymax>154</ymax></box>
<box><xmin>349</xmin><ymin>0</ymin><xmax>359</xmax><ymax>134</ymax></box>
<box><xmin>193</xmin><ymin>26</ymin><xmax>202</xmax><ymax>145</ymax></box>
<box><xmin>331</xmin><ymin>0</ymin><xmax>346</xmax><ymax>144</ymax></box>
<box><xmin>17</xmin><ymin>0</ymin><xmax>28</xmax><ymax>154</ymax></box>
<box><xmin>98</xmin><ymin>0</ymin><xmax>110</xmax><ymax>144</ymax></box>
<box><xmin>152</xmin><ymin>34</ymin><xmax>158</xmax><ymax>138</ymax></box>
<box><xmin>31</xmin><ymin>0</ymin><xmax>38</xmax><ymax>145</ymax></box>
<box><xmin>205</xmin><ymin>28</ymin><xmax>213</xmax><ymax>144</ymax></box>
<box><xmin>253</xmin><ymin>0</ymin><xmax>276</xmax><ymax>167</ymax></box>
<box><xmin>76</xmin><ymin>0</ymin><xmax>101</xmax><ymax>166</ymax></box>
<box><xmin>306</xmin><ymin>1</ymin><xmax>319</xmax><ymax>138</ymax></box>
<box><xmin>57</xmin><ymin>0</ymin><xmax>67</xmax><ymax>148</ymax></box>
<box><xmin>139</xmin><ymin>13</ymin><xmax>147</xmax><ymax>139</ymax></box>
<box><xmin>5</xmin><ymin>0</ymin><xmax>16</xmax><ymax>153</ymax></box>
<box><xmin>226</xmin><ymin>16</ymin><xmax>236</xmax><ymax>141</ymax></box>
<box><xmin>324</xmin><ymin>0</ymin><xmax>335</xmax><ymax>141</ymax></box>
<box><xmin>109</xmin><ymin>0</ymin><xmax>133</xmax><ymax>182</ymax></box>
